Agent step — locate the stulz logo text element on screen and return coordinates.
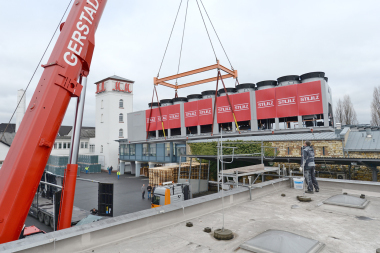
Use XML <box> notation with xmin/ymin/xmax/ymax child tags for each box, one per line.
<box><xmin>277</xmin><ymin>97</ymin><xmax>296</xmax><ymax>106</ymax></box>
<box><xmin>63</xmin><ymin>0</ymin><xmax>99</xmax><ymax>66</ymax></box>
<box><xmin>199</xmin><ymin>108</ymin><xmax>211</xmax><ymax>116</ymax></box>
<box><xmin>169</xmin><ymin>113</ymin><xmax>180</xmax><ymax>120</ymax></box>
<box><xmin>146</xmin><ymin>117</ymin><xmax>155</xmax><ymax>123</ymax></box>
<box><xmin>299</xmin><ymin>93</ymin><xmax>320</xmax><ymax>104</ymax></box>
<box><xmin>218</xmin><ymin>105</ymin><xmax>231</xmax><ymax>113</ymax></box>
<box><xmin>234</xmin><ymin>103</ymin><xmax>249</xmax><ymax>111</ymax></box>
<box><xmin>157</xmin><ymin>115</ymin><xmax>167</xmax><ymax>122</ymax></box>
<box><xmin>257</xmin><ymin>99</ymin><xmax>274</xmax><ymax>108</ymax></box>
<box><xmin>185</xmin><ymin>111</ymin><xmax>197</xmax><ymax>118</ymax></box>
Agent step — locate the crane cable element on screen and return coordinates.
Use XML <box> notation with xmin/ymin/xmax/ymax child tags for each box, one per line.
<box><xmin>0</xmin><ymin>0</ymin><xmax>73</xmax><ymax>145</ymax></box>
<box><xmin>199</xmin><ymin>0</ymin><xmax>234</xmax><ymax>70</ymax></box>
<box><xmin>156</xmin><ymin>0</ymin><xmax>183</xmax><ymax>78</ymax></box>
<box><xmin>195</xmin><ymin>0</ymin><xmax>217</xmax><ymax>63</ymax></box>
<box><xmin>175</xmin><ymin>0</ymin><xmax>190</xmax><ymax>87</ymax></box>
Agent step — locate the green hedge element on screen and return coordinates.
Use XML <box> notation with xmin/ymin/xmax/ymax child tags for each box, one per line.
<box><xmin>188</xmin><ymin>141</ymin><xmax>275</xmax><ymax>181</ymax></box>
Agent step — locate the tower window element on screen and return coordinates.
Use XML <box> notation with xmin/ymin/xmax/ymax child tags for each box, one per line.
<box><xmin>119</xmin><ymin>129</ymin><xmax>124</xmax><ymax>138</ymax></box>
<box><xmin>101</xmin><ymin>145</ymin><xmax>103</xmax><ymax>153</ymax></box>
<box><xmin>101</xmin><ymin>100</ymin><xmax>104</xmax><ymax>109</ymax></box>
<box><xmin>119</xmin><ymin>99</ymin><xmax>124</xmax><ymax>108</ymax></box>
<box><xmin>119</xmin><ymin>113</ymin><xmax>124</xmax><ymax>122</ymax></box>
<box><xmin>101</xmin><ymin>114</ymin><xmax>104</xmax><ymax>123</ymax></box>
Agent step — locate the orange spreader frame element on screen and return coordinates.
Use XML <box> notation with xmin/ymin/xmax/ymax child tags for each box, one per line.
<box><xmin>153</xmin><ymin>60</ymin><xmax>238</xmax><ymax>89</ymax></box>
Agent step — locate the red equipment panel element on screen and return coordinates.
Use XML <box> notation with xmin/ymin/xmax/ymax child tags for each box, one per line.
<box><xmin>256</xmin><ymin>88</ymin><xmax>276</xmax><ymax>120</ymax></box>
<box><xmin>276</xmin><ymin>85</ymin><xmax>298</xmax><ymax>118</ymax></box>
<box><xmin>168</xmin><ymin>104</ymin><xmax>181</xmax><ymax>129</ymax></box>
<box><xmin>184</xmin><ymin>101</ymin><xmax>198</xmax><ymax>127</ymax></box>
<box><xmin>146</xmin><ymin>108</ymin><xmax>158</xmax><ymax>131</ymax></box>
<box><xmin>232</xmin><ymin>92</ymin><xmax>251</xmax><ymax>121</ymax></box>
<box><xmin>297</xmin><ymin>81</ymin><xmax>323</xmax><ymax>116</ymax></box>
<box><xmin>198</xmin><ymin>98</ymin><xmax>213</xmax><ymax>125</ymax></box>
<box><xmin>157</xmin><ymin>106</ymin><xmax>168</xmax><ymax>130</ymax></box>
<box><xmin>217</xmin><ymin>95</ymin><xmax>234</xmax><ymax>123</ymax></box>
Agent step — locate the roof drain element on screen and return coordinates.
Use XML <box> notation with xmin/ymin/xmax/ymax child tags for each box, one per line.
<box><xmin>240</xmin><ymin>229</ymin><xmax>325</xmax><ymax>253</ymax></box>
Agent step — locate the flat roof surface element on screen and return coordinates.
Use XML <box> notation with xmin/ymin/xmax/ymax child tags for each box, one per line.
<box><xmin>80</xmin><ymin>182</ymin><xmax>380</xmax><ymax>253</ymax></box>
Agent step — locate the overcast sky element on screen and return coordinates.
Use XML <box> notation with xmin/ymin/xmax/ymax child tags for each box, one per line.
<box><xmin>1</xmin><ymin>0</ymin><xmax>379</xmax><ymax>127</ymax></box>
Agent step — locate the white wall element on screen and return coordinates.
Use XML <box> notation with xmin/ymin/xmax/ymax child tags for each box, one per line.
<box><xmin>0</xmin><ymin>142</ymin><xmax>10</xmax><ymax>168</ymax></box>
<box><xmin>50</xmin><ymin>138</ymin><xmax>92</xmax><ymax>156</ymax></box>
<box><xmin>95</xmin><ymin>79</ymin><xmax>133</xmax><ymax>169</ymax></box>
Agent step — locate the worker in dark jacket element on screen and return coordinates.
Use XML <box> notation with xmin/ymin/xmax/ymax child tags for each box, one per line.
<box><xmin>300</xmin><ymin>141</ymin><xmax>319</xmax><ymax>194</ymax></box>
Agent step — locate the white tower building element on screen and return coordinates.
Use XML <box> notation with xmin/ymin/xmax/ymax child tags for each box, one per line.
<box><xmin>94</xmin><ymin>75</ymin><xmax>134</xmax><ymax>170</ymax></box>
<box><xmin>16</xmin><ymin>89</ymin><xmax>26</xmax><ymax>132</ymax></box>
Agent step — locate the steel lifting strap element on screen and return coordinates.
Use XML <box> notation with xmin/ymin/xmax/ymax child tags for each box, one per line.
<box><xmin>211</xmin><ymin>70</ymin><xmax>240</xmax><ymax>134</ymax></box>
<box><xmin>146</xmin><ymin>86</ymin><xmax>166</xmax><ymax>139</ymax></box>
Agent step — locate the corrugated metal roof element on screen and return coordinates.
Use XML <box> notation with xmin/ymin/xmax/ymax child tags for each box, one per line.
<box><xmin>344</xmin><ymin>130</ymin><xmax>380</xmax><ymax>151</ymax></box>
<box><xmin>0</xmin><ymin>132</ymin><xmax>16</xmax><ymax>146</ymax></box>
<box><xmin>188</xmin><ymin>131</ymin><xmax>340</xmax><ymax>143</ymax></box>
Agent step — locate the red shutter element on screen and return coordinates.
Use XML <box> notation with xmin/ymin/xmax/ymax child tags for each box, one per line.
<box><xmin>276</xmin><ymin>85</ymin><xmax>298</xmax><ymax>118</ymax></box>
<box><xmin>232</xmin><ymin>92</ymin><xmax>251</xmax><ymax>121</ymax></box>
<box><xmin>184</xmin><ymin>101</ymin><xmax>198</xmax><ymax>127</ymax></box>
<box><xmin>168</xmin><ymin>104</ymin><xmax>181</xmax><ymax>129</ymax></box>
<box><xmin>297</xmin><ymin>81</ymin><xmax>323</xmax><ymax>116</ymax></box>
<box><xmin>157</xmin><ymin>106</ymin><xmax>168</xmax><ymax>130</ymax></box>
<box><xmin>256</xmin><ymin>88</ymin><xmax>276</xmax><ymax>120</ymax></box>
<box><xmin>146</xmin><ymin>108</ymin><xmax>157</xmax><ymax>131</ymax></box>
<box><xmin>198</xmin><ymin>98</ymin><xmax>213</xmax><ymax>125</ymax></box>
<box><xmin>217</xmin><ymin>95</ymin><xmax>234</xmax><ymax>123</ymax></box>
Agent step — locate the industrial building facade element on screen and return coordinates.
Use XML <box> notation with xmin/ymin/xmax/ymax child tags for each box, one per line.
<box><xmin>119</xmin><ymin>72</ymin><xmax>335</xmax><ymax>173</ymax></box>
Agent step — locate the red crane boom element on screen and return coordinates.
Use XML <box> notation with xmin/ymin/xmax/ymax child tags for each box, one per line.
<box><xmin>0</xmin><ymin>0</ymin><xmax>108</xmax><ymax>243</ymax></box>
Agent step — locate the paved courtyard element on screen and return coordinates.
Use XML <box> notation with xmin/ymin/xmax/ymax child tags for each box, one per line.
<box><xmin>25</xmin><ymin>171</ymin><xmax>151</xmax><ymax>232</ymax></box>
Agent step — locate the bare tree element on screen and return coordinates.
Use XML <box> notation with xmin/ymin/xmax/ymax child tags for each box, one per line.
<box><xmin>335</xmin><ymin>95</ymin><xmax>358</xmax><ymax>125</ymax></box>
<box><xmin>335</xmin><ymin>98</ymin><xmax>344</xmax><ymax>124</ymax></box>
<box><xmin>371</xmin><ymin>86</ymin><xmax>380</xmax><ymax>126</ymax></box>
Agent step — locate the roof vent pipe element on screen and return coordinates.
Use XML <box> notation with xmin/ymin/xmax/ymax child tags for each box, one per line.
<box><xmin>201</xmin><ymin>90</ymin><xmax>217</xmax><ymax>99</ymax></box>
<box><xmin>187</xmin><ymin>94</ymin><xmax>202</xmax><ymax>102</ymax></box>
<box><xmin>300</xmin><ymin>72</ymin><xmax>325</xmax><ymax>83</ymax></box>
<box><xmin>218</xmin><ymin>88</ymin><xmax>237</xmax><ymax>96</ymax></box>
<box><xmin>277</xmin><ymin>75</ymin><xmax>300</xmax><ymax>86</ymax></box>
<box><xmin>172</xmin><ymin>97</ymin><xmax>187</xmax><ymax>105</ymax></box>
<box><xmin>148</xmin><ymin>102</ymin><xmax>159</xmax><ymax>109</ymax></box>
<box><xmin>256</xmin><ymin>80</ymin><xmax>277</xmax><ymax>90</ymax></box>
<box><xmin>366</xmin><ymin>128</ymin><xmax>372</xmax><ymax>138</ymax></box>
<box><xmin>159</xmin><ymin>99</ymin><xmax>173</xmax><ymax>107</ymax></box>
<box><xmin>236</xmin><ymin>83</ymin><xmax>256</xmax><ymax>93</ymax></box>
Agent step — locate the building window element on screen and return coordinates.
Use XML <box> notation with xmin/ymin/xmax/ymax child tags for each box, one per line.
<box><xmin>101</xmin><ymin>100</ymin><xmax>104</xmax><ymax>109</ymax></box>
<box><xmin>90</xmin><ymin>145</ymin><xmax>95</xmax><ymax>153</ymax></box>
<box><xmin>143</xmin><ymin>144</ymin><xmax>149</xmax><ymax>156</ymax></box>
<box><xmin>287</xmin><ymin>147</ymin><xmax>290</xmax><ymax>155</ymax></box>
<box><xmin>119</xmin><ymin>113</ymin><xmax>123</xmax><ymax>122</ymax></box>
<box><xmin>165</xmin><ymin>143</ymin><xmax>170</xmax><ymax>157</ymax></box>
<box><xmin>81</xmin><ymin>142</ymin><xmax>84</xmax><ymax>149</ymax></box>
<box><xmin>130</xmin><ymin>144</ymin><xmax>136</xmax><ymax>156</ymax></box>
<box><xmin>119</xmin><ymin>99</ymin><xmax>123</xmax><ymax>108</ymax></box>
<box><xmin>125</xmin><ymin>144</ymin><xmax>130</xmax><ymax>156</ymax></box>
<box><xmin>63</xmin><ymin>143</ymin><xmax>67</xmax><ymax>149</ymax></box>
<box><xmin>68</xmin><ymin>143</ymin><xmax>71</xmax><ymax>149</ymax></box>
<box><xmin>54</xmin><ymin>143</ymin><xmax>57</xmax><ymax>149</ymax></box>
<box><xmin>150</xmin><ymin>144</ymin><xmax>156</xmax><ymax>157</ymax></box>
<box><xmin>101</xmin><ymin>145</ymin><xmax>103</xmax><ymax>153</ymax></box>
<box><xmin>101</xmin><ymin>114</ymin><xmax>104</xmax><ymax>123</ymax></box>
<box><xmin>323</xmin><ymin>147</ymin><xmax>326</xmax><ymax>156</ymax></box>
<box><xmin>119</xmin><ymin>129</ymin><xmax>124</xmax><ymax>138</ymax></box>
<box><xmin>85</xmin><ymin>142</ymin><xmax>88</xmax><ymax>149</ymax></box>
<box><xmin>58</xmin><ymin>143</ymin><xmax>62</xmax><ymax>149</ymax></box>
<box><xmin>120</xmin><ymin>144</ymin><xmax>125</xmax><ymax>155</ymax></box>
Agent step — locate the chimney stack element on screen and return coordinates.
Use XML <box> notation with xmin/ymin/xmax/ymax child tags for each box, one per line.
<box><xmin>16</xmin><ymin>89</ymin><xmax>26</xmax><ymax>132</ymax></box>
